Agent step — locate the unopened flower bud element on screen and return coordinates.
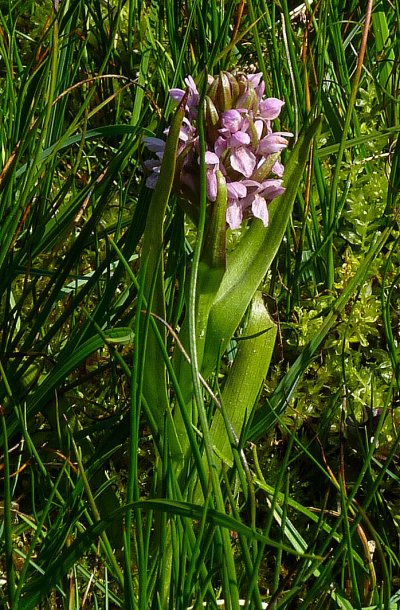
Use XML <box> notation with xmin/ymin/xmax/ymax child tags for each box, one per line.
<box><xmin>236</xmin><ymin>74</ymin><xmax>258</xmax><ymax>112</ymax></box>
<box><xmin>208</xmin><ymin>71</ymin><xmax>238</xmax><ymax>113</ymax></box>
<box><xmin>204</xmin><ymin>96</ymin><xmax>220</xmax><ymax>144</ymax></box>
<box><xmin>224</xmin><ymin>71</ymin><xmax>240</xmax><ymax>106</ymax></box>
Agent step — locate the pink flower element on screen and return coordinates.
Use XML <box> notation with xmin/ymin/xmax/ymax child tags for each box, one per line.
<box><xmin>204</xmin><ymin>151</ymin><xmax>220</xmax><ymax>202</ymax></box>
<box><xmin>169</xmin><ymin>76</ymin><xmax>199</xmax><ymax>119</ymax></box>
<box><xmin>224</xmin><ymin>178</ymin><xmax>285</xmax><ymax>230</ymax></box>
<box><xmin>258</xmin><ymin>98</ymin><xmax>285</xmax><ymax>120</ymax></box>
<box><xmin>220</xmin><ymin>109</ymin><xmax>243</xmax><ymax>132</ymax></box>
<box><xmin>230</xmin><ymin>146</ymin><xmax>256</xmax><ymax>178</ymax></box>
<box><xmin>257</xmin><ymin>133</ymin><xmax>292</xmax><ymax>156</ymax></box>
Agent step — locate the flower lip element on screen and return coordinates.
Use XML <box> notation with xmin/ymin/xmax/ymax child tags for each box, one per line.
<box><xmin>230</xmin><ymin>146</ymin><xmax>257</xmax><ymax>178</ymax></box>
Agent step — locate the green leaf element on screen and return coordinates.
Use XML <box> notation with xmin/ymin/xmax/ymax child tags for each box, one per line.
<box><xmin>139</xmin><ymin>96</ymin><xmax>187</xmax><ymax>456</ymax></box>
<box><xmin>4</xmin><ymin>335</ymin><xmax>105</xmax><ymax>441</ymax></box>
<box><xmin>13</xmin><ymin>125</ymin><xmax>139</xmax><ymax>180</ymax></box>
<box><xmin>208</xmin><ymin>292</ymin><xmax>277</xmax><ymax>466</ymax></box>
<box><xmin>103</xmin><ymin>327</ymin><xmax>134</xmax><ymax>345</ymax></box>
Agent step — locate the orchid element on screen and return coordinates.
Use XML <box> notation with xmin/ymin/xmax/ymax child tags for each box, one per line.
<box><xmin>144</xmin><ymin>71</ymin><xmax>292</xmax><ymax>229</ymax></box>
<box><xmin>140</xmin><ymin>62</ymin><xmax>320</xmax><ymax>526</ymax></box>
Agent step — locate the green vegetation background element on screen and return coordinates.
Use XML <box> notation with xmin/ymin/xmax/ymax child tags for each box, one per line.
<box><xmin>0</xmin><ymin>0</ymin><xmax>400</xmax><ymax>608</ymax></box>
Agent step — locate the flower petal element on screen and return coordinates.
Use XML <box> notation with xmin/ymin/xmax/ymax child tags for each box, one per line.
<box><xmin>204</xmin><ymin>151</ymin><xmax>219</xmax><ymax>165</ymax></box>
<box><xmin>143</xmin><ymin>137</ymin><xmax>166</xmax><ymax>152</ymax></box>
<box><xmin>254</xmin><ymin>120</ymin><xmax>264</xmax><ymax>139</ymax></box>
<box><xmin>260</xmin><ymin>179</ymin><xmax>285</xmax><ymax>200</ymax></box>
<box><xmin>272</xmin><ymin>159</ymin><xmax>284</xmax><ymax>177</ymax></box>
<box><xmin>226</xmin><ymin>200</ymin><xmax>243</xmax><ymax>229</ymax></box>
<box><xmin>169</xmin><ymin>88</ymin><xmax>186</xmax><ymax>102</ymax></box>
<box><xmin>146</xmin><ymin>171</ymin><xmax>160</xmax><ymax>189</ymax></box>
<box><xmin>230</xmin><ymin>146</ymin><xmax>256</xmax><ymax>178</ymax></box>
<box><xmin>259</xmin><ymin>98</ymin><xmax>285</xmax><ymax>120</ymax></box>
<box><xmin>231</xmin><ymin>131</ymin><xmax>251</xmax><ymax>147</ymax></box>
<box><xmin>144</xmin><ymin>159</ymin><xmax>161</xmax><ymax>170</ymax></box>
<box><xmin>221</xmin><ymin>109</ymin><xmax>242</xmax><ymax>132</ymax></box>
<box><xmin>257</xmin><ymin>134</ymin><xmax>290</xmax><ymax>156</ymax></box>
<box><xmin>227</xmin><ymin>181</ymin><xmax>247</xmax><ymax>200</ymax></box>
<box><xmin>207</xmin><ymin>170</ymin><xmax>218</xmax><ymax>201</ymax></box>
<box><xmin>251</xmin><ymin>193</ymin><xmax>269</xmax><ymax>226</ymax></box>
<box><xmin>184</xmin><ymin>75</ymin><xmax>198</xmax><ymax>95</ymax></box>
<box><xmin>242</xmin><ymin>179</ymin><xmax>261</xmax><ymax>189</ymax></box>
<box><xmin>247</xmin><ymin>72</ymin><xmax>263</xmax><ymax>87</ymax></box>
<box><xmin>215</xmin><ymin>136</ymin><xmax>228</xmax><ymax>158</ymax></box>
<box><xmin>248</xmin><ymin>73</ymin><xmax>265</xmax><ymax>99</ymax></box>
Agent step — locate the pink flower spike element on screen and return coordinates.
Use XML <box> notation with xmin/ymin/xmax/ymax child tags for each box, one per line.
<box><xmin>259</xmin><ymin>98</ymin><xmax>285</xmax><ymax>120</ymax></box>
<box><xmin>230</xmin><ymin>146</ymin><xmax>256</xmax><ymax>178</ymax></box>
<box><xmin>145</xmin><ymin>71</ymin><xmax>291</xmax><ymax>229</ymax></box>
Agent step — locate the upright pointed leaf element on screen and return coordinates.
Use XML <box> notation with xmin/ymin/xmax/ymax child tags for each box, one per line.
<box><xmin>209</xmin><ymin>292</ymin><xmax>277</xmax><ymax>466</ymax></box>
<box><xmin>140</xmin><ymin>97</ymin><xmax>186</xmax><ymax>442</ymax></box>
